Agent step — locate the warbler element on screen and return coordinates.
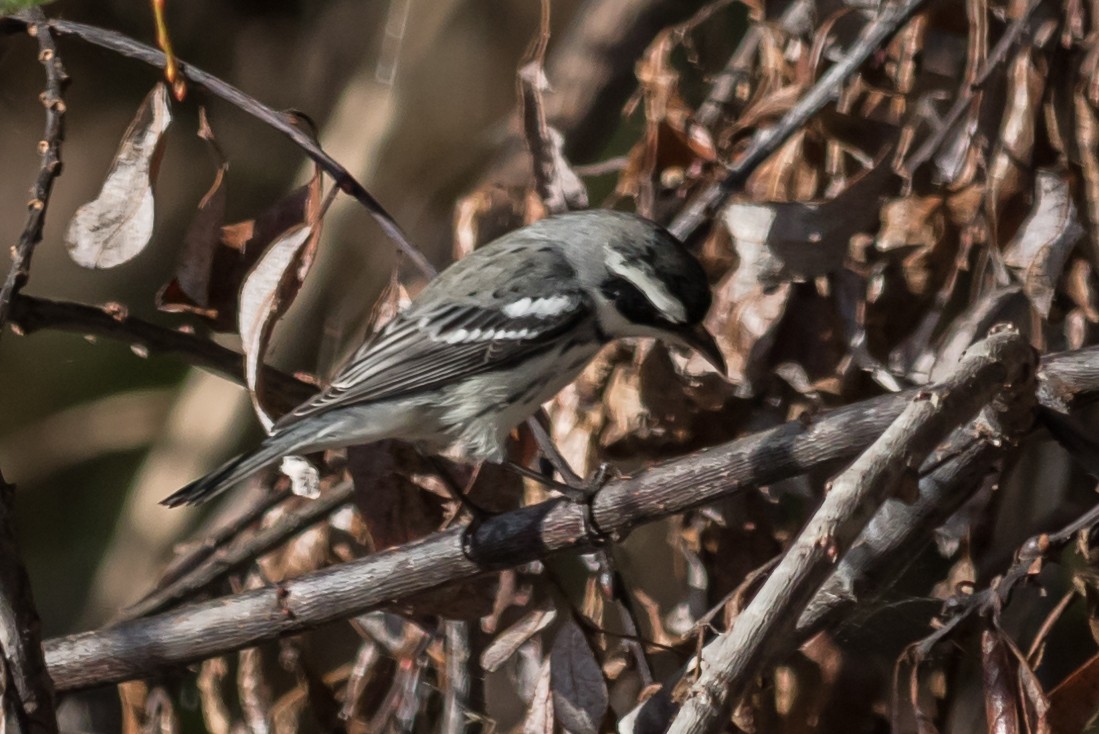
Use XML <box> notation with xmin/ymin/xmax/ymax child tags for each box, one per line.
<box><xmin>163</xmin><ymin>209</ymin><xmax>724</xmax><ymax>506</ymax></box>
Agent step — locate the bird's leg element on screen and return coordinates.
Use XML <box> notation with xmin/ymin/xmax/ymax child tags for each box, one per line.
<box><xmin>502</xmin><ymin>460</ymin><xmax>590</xmax><ymax>502</ymax></box>
<box><xmin>525</xmin><ymin>415</ymin><xmax>583</xmax><ymax>486</ymax></box>
<box><xmin>517</xmin><ymin>415</ymin><xmax>618</xmax><ymax>501</ymax></box>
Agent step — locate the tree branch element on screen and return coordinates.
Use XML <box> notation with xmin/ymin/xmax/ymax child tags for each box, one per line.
<box><xmin>8</xmin><ymin>294</ymin><xmax>315</xmax><ymax>412</ymax></box>
<box><xmin>666</xmin><ymin>327</ymin><xmax>1036</xmax><ymax>734</ymax></box>
<box><xmin>0</xmin><ymin>477</ymin><xmax>57</xmax><ymax>734</ymax></box>
<box><xmin>669</xmin><ymin>0</ymin><xmax>932</xmax><ymax>243</ymax></box>
<box><xmin>41</xmin><ymin>342</ymin><xmax>1097</xmax><ymax>693</ymax></box>
<box><xmin>0</xmin><ymin>12</ymin><xmax>67</xmax><ymax>342</ymax></box>
<box><xmin>0</xmin><ymin>13</ymin><xmax>63</xmax><ymax>733</ymax></box>
<box><xmin>120</xmin><ymin>481</ymin><xmax>355</xmax><ymax>620</ymax></box>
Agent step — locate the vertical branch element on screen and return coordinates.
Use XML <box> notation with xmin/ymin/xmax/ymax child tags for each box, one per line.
<box><xmin>0</xmin><ymin>476</ymin><xmax>58</xmax><ymax>734</ymax></box>
<box><xmin>0</xmin><ymin>10</ymin><xmax>68</xmax><ymax>339</ymax></box>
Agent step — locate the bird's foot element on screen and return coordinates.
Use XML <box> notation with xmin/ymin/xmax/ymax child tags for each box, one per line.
<box><xmin>573</xmin><ymin>461</ymin><xmax>617</xmax><ymax>500</ymax></box>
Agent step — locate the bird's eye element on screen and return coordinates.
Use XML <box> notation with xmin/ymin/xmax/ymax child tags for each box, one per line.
<box><xmin>600</xmin><ymin>276</ymin><xmax>663</xmax><ymax>326</ymax></box>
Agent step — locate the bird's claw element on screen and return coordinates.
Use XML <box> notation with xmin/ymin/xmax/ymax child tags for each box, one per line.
<box><xmin>559</xmin><ymin>461</ymin><xmax>617</xmax><ymax>503</ymax></box>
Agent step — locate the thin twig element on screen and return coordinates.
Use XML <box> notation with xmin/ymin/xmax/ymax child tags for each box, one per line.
<box><xmin>669</xmin><ymin>0</ymin><xmax>932</xmax><ymax>242</ymax></box>
<box><xmin>899</xmin><ymin>0</ymin><xmax>1045</xmax><ymax>177</ymax></box>
<box><xmin>8</xmin><ymin>294</ymin><xmax>315</xmax><ymax>411</ymax></box>
<box><xmin>120</xmin><ymin>480</ymin><xmax>355</xmax><ymax>620</ymax></box>
<box><xmin>135</xmin><ymin>489</ymin><xmax>292</xmax><ymax>601</ymax></box>
<box><xmin>4</xmin><ymin>12</ymin><xmax>436</xmax><ymax>279</ymax></box>
<box><xmin>0</xmin><ymin>12</ymin><xmax>68</xmax><ymax>342</ymax></box>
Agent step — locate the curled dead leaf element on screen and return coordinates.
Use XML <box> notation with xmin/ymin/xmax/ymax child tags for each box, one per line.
<box><xmin>239</xmin><ymin>221</ymin><xmax>321</xmax><ymax>429</ymax></box>
<box><xmin>1003</xmin><ymin>168</ymin><xmax>1084</xmax><ymax>317</ymax></box>
<box><xmin>65</xmin><ymin>83</ymin><xmax>172</xmax><ymax>269</ymax></box>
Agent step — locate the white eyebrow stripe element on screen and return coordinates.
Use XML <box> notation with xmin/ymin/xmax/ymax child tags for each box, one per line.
<box><xmin>501</xmin><ymin>295</ymin><xmax>574</xmax><ymax>319</ymax></box>
<box><xmin>606</xmin><ymin>250</ymin><xmax>688</xmax><ymax>323</ymax></box>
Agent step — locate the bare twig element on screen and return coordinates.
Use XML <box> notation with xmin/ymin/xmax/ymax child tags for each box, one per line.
<box><xmin>8</xmin><ymin>294</ymin><xmax>315</xmax><ymax>411</ymax></box>
<box><xmin>3</xmin><ymin>12</ymin><xmax>436</xmax><ymax>279</ymax></box>
<box><xmin>695</xmin><ymin>0</ymin><xmax>814</xmax><ymax>129</ymax></box>
<box><xmin>666</xmin><ymin>327</ymin><xmax>1035</xmax><ymax>734</ymax></box>
<box><xmin>899</xmin><ymin>0</ymin><xmax>1045</xmax><ymax>177</ymax></box>
<box><xmin>669</xmin><ymin>0</ymin><xmax>932</xmax><ymax>242</ymax></box>
<box><xmin>0</xmin><ymin>476</ymin><xmax>57</xmax><ymax>734</ymax></box>
<box><xmin>150</xmin><ymin>489</ymin><xmax>292</xmax><ymax>594</ymax></box>
<box><xmin>901</xmin><ymin>491</ymin><xmax>1099</xmax><ymax>690</ymax></box>
<box><xmin>120</xmin><ymin>481</ymin><xmax>355</xmax><ymax>620</ymax></box>
<box><xmin>0</xmin><ymin>12</ymin><xmax>67</xmax><ymax>340</ymax></box>
<box><xmin>440</xmin><ymin>620</ymin><xmax>470</xmax><ymax>734</ymax></box>
<box><xmin>517</xmin><ymin>0</ymin><xmax>588</xmax><ymax>216</ymax></box>
<box><xmin>0</xmin><ymin>14</ymin><xmax>63</xmax><ymax>732</ymax></box>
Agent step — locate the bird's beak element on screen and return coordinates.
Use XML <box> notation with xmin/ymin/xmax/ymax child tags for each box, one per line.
<box><xmin>673</xmin><ymin>323</ymin><xmax>726</xmax><ymax>376</ymax></box>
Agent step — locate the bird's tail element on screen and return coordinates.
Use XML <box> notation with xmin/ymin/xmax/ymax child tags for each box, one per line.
<box><xmin>160</xmin><ymin>428</ymin><xmax>308</xmax><ymax>507</ymax></box>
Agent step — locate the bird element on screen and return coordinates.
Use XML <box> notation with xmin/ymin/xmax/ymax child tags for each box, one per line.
<box><xmin>162</xmin><ymin>209</ymin><xmax>725</xmax><ymax>507</ymax></box>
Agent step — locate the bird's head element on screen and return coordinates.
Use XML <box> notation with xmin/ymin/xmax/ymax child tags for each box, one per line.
<box><xmin>559</xmin><ymin>210</ymin><xmax>726</xmax><ymax>375</ymax></box>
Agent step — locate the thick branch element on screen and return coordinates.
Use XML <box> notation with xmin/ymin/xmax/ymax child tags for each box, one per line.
<box><xmin>666</xmin><ymin>327</ymin><xmax>1035</xmax><ymax>734</ymax></box>
<box><xmin>794</xmin><ymin>351</ymin><xmax>1037</xmax><ymax>639</ymax></box>
<box><xmin>0</xmin><ymin>478</ymin><xmax>57</xmax><ymax>734</ymax></box>
<box><xmin>41</xmin><ymin>343</ymin><xmax>1095</xmax><ymax>693</ymax></box>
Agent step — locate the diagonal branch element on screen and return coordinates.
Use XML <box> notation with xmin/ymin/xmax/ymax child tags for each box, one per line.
<box><xmin>2</xmin><ymin>11</ymin><xmax>436</xmax><ymax>280</ymax></box>
<box><xmin>665</xmin><ymin>327</ymin><xmax>1036</xmax><ymax>734</ymax></box>
<box><xmin>669</xmin><ymin>0</ymin><xmax>932</xmax><ymax>243</ymax></box>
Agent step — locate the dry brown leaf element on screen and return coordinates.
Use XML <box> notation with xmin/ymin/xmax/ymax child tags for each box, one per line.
<box><xmin>981</xmin><ymin>629</ymin><xmax>1022</xmax><ymax>734</ymax></box>
<box><xmin>238</xmin><ymin>644</ymin><xmax>274</xmax><ymax>734</ymax></box>
<box><xmin>1049</xmin><ymin>652</ymin><xmax>1099</xmax><ymax>733</ymax></box>
<box><xmin>1003</xmin><ymin>168</ymin><xmax>1085</xmax><ymax>317</ymax></box>
<box><xmin>65</xmin><ymin>83</ymin><xmax>172</xmax><ymax>269</ymax></box>
<box><xmin>1075</xmin><ymin>89</ymin><xmax>1099</xmax><ymax>268</ymax></box>
<box><xmin>481</xmin><ymin>607</ymin><xmax>557</xmax><ymax>673</ymax></box>
<box><xmin>156</xmin><ymin>109</ymin><xmax>229</xmax><ymax>322</ymax></box>
<box><xmin>518</xmin><ymin>60</ymin><xmax>589</xmax><ymax>215</ymax></box>
<box><xmin>550</xmin><ymin>619</ymin><xmax>608</xmax><ymax>734</ymax></box>
<box><xmin>453</xmin><ymin>185</ymin><xmax>527</xmax><ymax>259</ymax></box>
<box><xmin>160</xmin><ymin>163</ymin><xmax>323</xmax><ymax>332</ymax></box>
<box><xmin>727</xmin><ymin>160</ymin><xmax>898</xmax><ymax>288</ymax></box>
<box><xmin>877</xmin><ymin>194</ymin><xmax>945</xmax><ymax>253</ymax></box>
<box><xmin>239</xmin><ymin>221</ymin><xmax>321</xmax><ymax>429</ymax></box>
<box><xmin>346</xmin><ymin>441</ymin><xmax>444</xmax><ymax>552</ymax></box>
<box><xmin>988</xmin><ymin>48</ymin><xmax>1045</xmax><ymax>209</ymax></box>
<box><xmin>196</xmin><ymin>657</ymin><xmax>234</xmax><ymax>734</ymax></box>
<box><xmin>601</xmin><ymin>342</ymin><xmax>701</xmax><ymax>454</ymax></box>
<box><xmin>522</xmin><ymin>658</ymin><xmax>554</xmax><ymax>734</ymax></box>
<box><xmin>118</xmin><ymin>680</ymin><xmax>149</xmax><ymax>734</ymax></box>
<box><xmin>1064</xmin><ymin>257</ymin><xmax>1099</xmax><ymax>322</ymax></box>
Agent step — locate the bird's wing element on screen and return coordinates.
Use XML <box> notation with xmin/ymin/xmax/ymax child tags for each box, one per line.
<box><xmin>273</xmin><ymin>289</ymin><xmax>589</xmax><ymax>430</ymax></box>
